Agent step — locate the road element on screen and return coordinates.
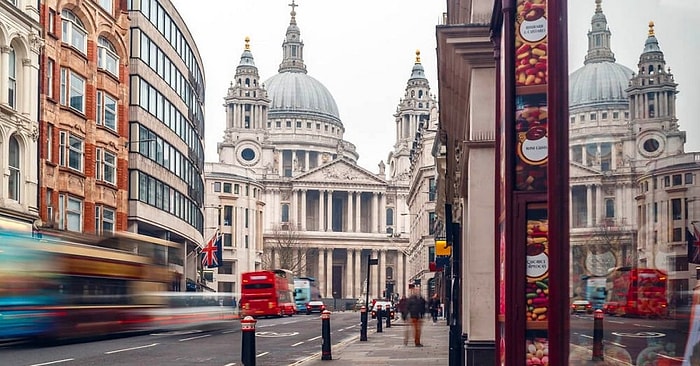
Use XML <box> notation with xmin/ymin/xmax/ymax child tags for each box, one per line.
<box><xmin>0</xmin><ymin>311</ymin><xmax>362</xmax><ymax>366</ymax></box>
<box><xmin>570</xmin><ymin>312</ymin><xmax>690</xmax><ymax>364</ymax></box>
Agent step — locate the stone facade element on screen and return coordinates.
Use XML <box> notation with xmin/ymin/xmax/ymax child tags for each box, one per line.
<box><xmin>0</xmin><ymin>0</ymin><xmax>41</xmax><ymax>232</ymax></box>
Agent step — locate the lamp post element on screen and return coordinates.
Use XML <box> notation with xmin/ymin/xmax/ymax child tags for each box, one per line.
<box><xmin>361</xmin><ymin>257</ymin><xmax>378</xmax><ymax>339</ymax></box>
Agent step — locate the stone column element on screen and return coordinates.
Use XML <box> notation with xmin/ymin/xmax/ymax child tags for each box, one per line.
<box><xmin>318</xmin><ymin>249</ymin><xmax>325</xmax><ymax>297</ymax></box>
<box><xmin>371</xmin><ymin>193</ymin><xmax>379</xmax><ymax>233</ymax></box>
<box><xmin>290</xmin><ymin>189</ymin><xmax>297</xmax><ymax>229</ymax></box>
<box><xmin>345</xmin><ymin>249</ymin><xmax>353</xmax><ymax>299</ymax></box>
<box><xmin>371</xmin><ymin>249</ymin><xmax>379</xmax><ymax>298</ymax></box>
<box><xmin>326</xmin><ymin>190</ymin><xmax>334</xmax><ymax>232</ymax></box>
<box><xmin>379</xmin><ymin>249</ymin><xmax>386</xmax><ymax>298</ymax></box>
<box><xmin>278</xmin><ymin>150</ymin><xmax>284</xmax><ymax>176</ymax></box>
<box><xmin>355</xmin><ymin>248</ymin><xmax>362</xmax><ymax>299</ymax></box>
<box><xmin>596</xmin><ymin>184</ymin><xmax>604</xmax><ymax>224</ymax></box>
<box><xmin>300</xmin><ymin>190</ymin><xmax>307</xmax><ymax>231</ymax></box>
<box><xmin>0</xmin><ymin>47</ymin><xmax>10</xmax><ymax>104</ymax></box>
<box><xmin>318</xmin><ymin>190</ymin><xmax>325</xmax><ymax>231</ymax></box>
<box><xmin>397</xmin><ymin>251</ymin><xmax>404</xmax><ymax>297</ymax></box>
<box><xmin>586</xmin><ymin>185</ymin><xmax>593</xmax><ymax>227</ymax></box>
<box><xmin>326</xmin><ymin>248</ymin><xmax>333</xmax><ymax>299</ymax></box>
<box><xmin>355</xmin><ymin>191</ymin><xmax>362</xmax><ymax>232</ymax></box>
<box><xmin>22</xmin><ymin>58</ymin><xmax>31</xmax><ymax>115</ymax></box>
<box><xmin>346</xmin><ymin>191</ymin><xmax>353</xmax><ymax>232</ymax></box>
<box><xmin>379</xmin><ymin>193</ymin><xmax>386</xmax><ymax>234</ymax></box>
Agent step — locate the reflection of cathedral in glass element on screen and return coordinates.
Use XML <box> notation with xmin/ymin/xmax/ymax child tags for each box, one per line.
<box><xmin>569</xmin><ymin>0</ymin><xmax>698</xmax><ymax>308</ymax></box>
<box><xmin>203</xmin><ymin>2</ymin><xmax>437</xmax><ymax>302</ymax></box>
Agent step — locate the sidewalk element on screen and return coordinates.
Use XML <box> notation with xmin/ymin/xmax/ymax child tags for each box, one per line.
<box><xmin>296</xmin><ymin>317</ymin><xmax>449</xmax><ymax>366</ymax></box>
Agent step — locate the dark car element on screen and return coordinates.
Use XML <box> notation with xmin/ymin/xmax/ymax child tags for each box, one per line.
<box><xmin>305</xmin><ymin>300</ymin><xmax>326</xmax><ymax>315</ymax></box>
<box><xmin>571</xmin><ymin>300</ymin><xmax>593</xmax><ymax>314</ymax></box>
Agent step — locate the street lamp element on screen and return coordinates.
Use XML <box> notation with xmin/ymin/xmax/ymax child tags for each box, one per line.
<box><xmin>361</xmin><ymin>257</ymin><xmax>379</xmax><ymax>339</ymax></box>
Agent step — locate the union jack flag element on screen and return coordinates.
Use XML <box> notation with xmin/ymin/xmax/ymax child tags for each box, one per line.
<box><xmin>688</xmin><ymin>222</ymin><xmax>700</xmax><ymax>264</ymax></box>
<box><xmin>201</xmin><ymin>230</ymin><xmax>223</xmax><ymax>268</ymax></box>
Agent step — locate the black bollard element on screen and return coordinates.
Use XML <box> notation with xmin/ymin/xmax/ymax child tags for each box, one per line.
<box><xmin>376</xmin><ymin>305</ymin><xmax>383</xmax><ymax>333</ymax></box>
<box><xmin>241</xmin><ymin>316</ymin><xmax>257</xmax><ymax>366</ymax></box>
<box><xmin>592</xmin><ymin>309</ymin><xmax>604</xmax><ymax>361</ymax></box>
<box><xmin>321</xmin><ymin>310</ymin><xmax>332</xmax><ymax>360</ymax></box>
<box><xmin>386</xmin><ymin>308</ymin><xmax>391</xmax><ymax>328</ymax></box>
<box><xmin>360</xmin><ymin>305</ymin><xmax>368</xmax><ymax>341</ymax></box>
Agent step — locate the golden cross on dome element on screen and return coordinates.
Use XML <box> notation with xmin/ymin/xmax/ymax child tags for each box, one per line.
<box><xmin>648</xmin><ymin>21</ymin><xmax>655</xmax><ymax>36</ymax></box>
<box><xmin>289</xmin><ymin>0</ymin><xmax>298</xmax><ymax>16</ymax></box>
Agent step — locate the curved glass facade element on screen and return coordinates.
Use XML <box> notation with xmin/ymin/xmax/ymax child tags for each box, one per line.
<box><xmin>127</xmin><ymin>0</ymin><xmax>205</xmax><ymax>276</ymax></box>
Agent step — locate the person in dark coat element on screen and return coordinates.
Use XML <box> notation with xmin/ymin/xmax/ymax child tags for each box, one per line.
<box><xmin>429</xmin><ymin>295</ymin><xmax>440</xmax><ymax>324</ymax></box>
<box><xmin>406</xmin><ymin>289</ymin><xmax>427</xmax><ymax>347</ymax></box>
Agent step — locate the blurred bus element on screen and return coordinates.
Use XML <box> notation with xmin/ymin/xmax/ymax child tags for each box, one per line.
<box><xmin>240</xmin><ymin>269</ymin><xmax>296</xmax><ymax>318</ymax></box>
<box><xmin>294</xmin><ymin>276</ymin><xmax>321</xmax><ymax>313</ymax></box>
<box><xmin>603</xmin><ymin>266</ymin><xmax>669</xmax><ymax>318</ymax></box>
<box><xmin>0</xmin><ymin>231</ymin><xmax>237</xmax><ymax>343</ymax></box>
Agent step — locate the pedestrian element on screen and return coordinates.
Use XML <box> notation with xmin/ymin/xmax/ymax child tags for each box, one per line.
<box><xmin>429</xmin><ymin>295</ymin><xmax>440</xmax><ymax>324</ymax></box>
<box><xmin>397</xmin><ymin>295</ymin><xmax>409</xmax><ymax>344</ymax></box>
<box><xmin>406</xmin><ymin>288</ymin><xmax>426</xmax><ymax>347</ymax></box>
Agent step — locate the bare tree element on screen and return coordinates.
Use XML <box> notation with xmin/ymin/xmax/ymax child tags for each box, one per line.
<box><xmin>586</xmin><ymin>217</ymin><xmax>635</xmax><ymax>267</ymax></box>
<box><xmin>262</xmin><ymin>222</ymin><xmax>311</xmax><ymax>276</ymax></box>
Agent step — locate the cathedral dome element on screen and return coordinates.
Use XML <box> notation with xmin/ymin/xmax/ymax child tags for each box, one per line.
<box><xmin>568</xmin><ymin>0</ymin><xmax>633</xmax><ymax>111</ymax></box>
<box><xmin>569</xmin><ymin>61</ymin><xmax>633</xmax><ymax>110</ymax></box>
<box><xmin>264</xmin><ymin>72</ymin><xmax>341</xmax><ymax>123</ymax></box>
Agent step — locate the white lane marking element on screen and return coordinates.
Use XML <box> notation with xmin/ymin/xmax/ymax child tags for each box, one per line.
<box><xmin>608</xmin><ymin>320</ymin><xmax>625</xmax><ymax>324</ymax></box>
<box><xmin>256</xmin><ymin>352</ymin><xmax>270</xmax><ymax>358</ymax></box>
<box><xmin>291</xmin><ymin>342</ymin><xmax>304</xmax><ymax>347</ymax></box>
<box><xmin>105</xmin><ymin>343</ymin><xmax>159</xmax><ymax>354</ymax></box>
<box><xmin>283</xmin><ymin>321</ymin><xmax>295</xmax><ymax>324</ymax></box>
<box><xmin>179</xmin><ymin>334</ymin><xmax>211</xmax><ymax>342</ymax></box>
<box><xmin>30</xmin><ymin>359</ymin><xmax>75</xmax><ymax>366</ymax></box>
<box><xmin>606</xmin><ymin>341</ymin><xmax>627</xmax><ymax>348</ymax></box>
<box><xmin>633</xmin><ymin>323</ymin><xmax>654</xmax><ymax>328</ymax></box>
<box><xmin>307</xmin><ymin>336</ymin><xmax>322</xmax><ymax>341</ymax></box>
<box><xmin>579</xmin><ymin>334</ymin><xmax>592</xmax><ymax>339</ymax></box>
<box><xmin>222</xmin><ymin>330</ymin><xmax>236</xmax><ymax>334</ymax></box>
<box><xmin>223</xmin><ymin>363</ymin><xmax>236</xmax><ymax>366</ymax></box>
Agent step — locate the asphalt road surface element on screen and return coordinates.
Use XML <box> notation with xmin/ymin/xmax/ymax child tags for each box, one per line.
<box><xmin>0</xmin><ymin>311</ymin><xmax>362</xmax><ymax>366</ymax></box>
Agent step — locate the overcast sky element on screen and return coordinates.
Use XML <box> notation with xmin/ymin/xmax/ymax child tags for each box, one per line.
<box><xmin>171</xmin><ymin>0</ymin><xmax>699</xmax><ymax>171</ymax></box>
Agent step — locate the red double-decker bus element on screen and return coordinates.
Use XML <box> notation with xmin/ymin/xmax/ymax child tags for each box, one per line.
<box><xmin>240</xmin><ymin>269</ymin><xmax>296</xmax><ymax>318</ymax></box>
<box><xmin>603</xmin><ymin>266</ymin><xmax>668</xmax><ymax>318</ymax></box>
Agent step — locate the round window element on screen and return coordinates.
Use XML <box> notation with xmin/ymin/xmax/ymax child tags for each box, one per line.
<box><xmin>643</xmin><ymin>138</ymin><xmax>660</xmax><ymax>153</ymax></box>
<box><xmin>241</xmin><ymin>148</ymin><xmax>256</xmax><ymax>161</ymax></box>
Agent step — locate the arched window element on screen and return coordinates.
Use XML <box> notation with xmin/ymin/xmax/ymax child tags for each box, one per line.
<box><xmin>61</xmin><ymin>10</ymin><xmax>87</xmax><ymax>54</ymax></box>
<box><xmin>8</xmin><ymin>135</ymin><xmax>20</xmax><ymax>201</ymax></box>
<box><xmin>418</xmin><ymin>90</ymin><xmax>423</xmax><ymax>99</ymax></box>
<box><xmin>98</xmin><ymin>36</ymin><xmax>119</xmax><ymax>76</ymax></box>
<box><xmin>8</xmin><ymin>48</ymin><xmax>16</xmax><ymax>108</ymax></box>
<box><xmin>245</xmin><ymin>78</ymin><xmax>250</xmax><ymax>87</ymax></box>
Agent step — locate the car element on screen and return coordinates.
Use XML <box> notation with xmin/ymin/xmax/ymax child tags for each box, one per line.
<box><xmin>371</xmin><ymin>301</ymin><xmax>395</xmax><ymax>319</ymax></box>
<box><xmin>571</xmin><ymin>300</ymin><xmax>593</xmax><ymax>314</ymax></box>
<box><xmin>305</xmin><ymin>300</ymin><xmax>326</xmax><ymax>315</ymax></box>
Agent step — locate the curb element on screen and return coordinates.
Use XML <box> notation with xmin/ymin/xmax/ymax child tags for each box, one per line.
<box><xmin>288</xmin><ymin>332</ymin><xmax>366</xmax><ymax>366</ymax></box>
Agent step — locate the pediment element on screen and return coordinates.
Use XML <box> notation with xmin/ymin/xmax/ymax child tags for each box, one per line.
<box><xmin>570</xmin><ymin>162</ymin><xmax>600</xmax><ymax>177</ymax></box>
<box><xmin>295</xmin><ymin>159</ymin><xmax>386</xmax><ymax>185</ymax></box>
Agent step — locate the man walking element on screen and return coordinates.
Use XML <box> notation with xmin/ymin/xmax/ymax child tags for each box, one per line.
<box><xmin>406</xmin><ymin>287</ymin><xmax>426</xmax><ymax>347</ymax></box>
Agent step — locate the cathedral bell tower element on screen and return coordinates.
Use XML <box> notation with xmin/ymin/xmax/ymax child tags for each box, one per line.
<box><xmin>626</xmin><ymin>22</ymin><xmax>685</xmax><ymax>161</ymax></box>
<box><xmin>387</xmin><ymin>50</ymin><xmax>436</xmax><ymax>181</ymax></box>
<box><xmin>218</xmin><ymin>37</ymin><xmax>271</xmax><ymax>168</ymax></box>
